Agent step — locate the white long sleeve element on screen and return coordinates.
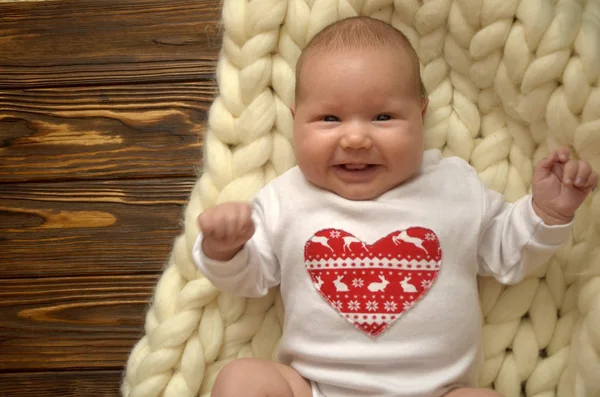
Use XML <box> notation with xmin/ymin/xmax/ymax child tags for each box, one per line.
<box><xmin>192</xmin><ymin>149</ymin><xmax>572</xmax><ymax>397</ymax></box>
<box><xmin>477</xmin><ymin>192</ymin><xmax>571</xmax><ymax>284</ymax></box>
<box><xmin>449</xmin><ymin>157</ymin><xmax>573</xmax><ymax>284</ymax></box>
<box><xmin>192</xmin><ymin>186</ymin><xmax>281</xmax><ymax>298</ymax></box>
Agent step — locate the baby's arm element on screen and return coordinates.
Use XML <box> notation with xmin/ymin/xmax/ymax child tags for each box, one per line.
<box><xmin>477</xmin><ymin>192</ymin><xmax>570</xmax><ymax>284</ymax></box>
<box><xmin>477</xmin><ymin>147</ymin><xmax>597</xmax><ymax>284</ymax></box>
<box><xmin>192</xmin><ymin>189</ymin><xmax>280</xmax><ymax>297</ymax></box>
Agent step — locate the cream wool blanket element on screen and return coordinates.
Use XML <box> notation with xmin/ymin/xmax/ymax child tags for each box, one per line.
<box><xmin>121</xmin><ymin>1</ymin><xmax>600</xmax><ymax>396</ymax></box>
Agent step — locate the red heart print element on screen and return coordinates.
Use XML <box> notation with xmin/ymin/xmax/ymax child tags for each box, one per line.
<box><xmin>304</xmin><ymin>228</ymin><xmax>442</xmax><ymax>337</ymax></box>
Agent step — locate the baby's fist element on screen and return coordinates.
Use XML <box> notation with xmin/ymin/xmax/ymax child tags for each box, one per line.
<box><xmin>198</xmin><ymin>202</ymin><xmax>255</xmax><ymax>261</ymax></box>
<box><xmin>532</xmin><ymin>147</ymin><xmax>598</xmax><ymax>225</ymax></box>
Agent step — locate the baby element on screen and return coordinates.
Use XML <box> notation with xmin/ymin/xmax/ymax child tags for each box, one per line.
<box><xmin>193</xmin><ymin>16</ymin><xmax>598</xmax><ymax>397</ymax></box>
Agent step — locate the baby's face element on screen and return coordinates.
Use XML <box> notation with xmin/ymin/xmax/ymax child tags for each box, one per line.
<box><xmin>292</xmin><ymin>47</ymin><xmax>427</xmax><ymax>200</ymax></box>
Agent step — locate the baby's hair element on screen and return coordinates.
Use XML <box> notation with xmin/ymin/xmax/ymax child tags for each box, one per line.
<box><xmin>295</xmin><ymin>16</ymin><xmax>427</xmax><ymax>101</ymax></box>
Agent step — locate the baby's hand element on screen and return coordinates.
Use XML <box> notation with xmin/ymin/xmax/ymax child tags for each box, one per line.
<box><xmin>532</xmin><ymin>147</ymin><xmax>598</xmax><ymax>225</ymax></box>
<box><xmin>198</xmin><ymin>202</ymin><xmax>255</xmax><ymax>261</ymax></box>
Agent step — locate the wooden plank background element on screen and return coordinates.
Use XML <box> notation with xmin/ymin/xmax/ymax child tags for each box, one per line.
<box><xmin>0</xmin><ymin>0</ymin><xmax>221</xmax><ymax>395</ymax></box>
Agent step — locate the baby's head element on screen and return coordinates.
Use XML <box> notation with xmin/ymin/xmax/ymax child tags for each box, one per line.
<box><xmin>292</xmin><ymin>16</ymin><xmax>428</xmax><ymax>201</ymax></box>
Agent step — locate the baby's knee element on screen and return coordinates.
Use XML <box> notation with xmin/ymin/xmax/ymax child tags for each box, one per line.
<box><xmin>212</xmin><ymin>358</ymin><xmax>301</xmax><ymax>397</ymax></box>
<box><xmin>212</xmin><ymin>358</ymin><xmax>259</xmax><ymax>394</ymax></box>
<box><xmin>215</xmin><ymin>358</ymin><xmax>258</xmax><ymax>384</ymax></box>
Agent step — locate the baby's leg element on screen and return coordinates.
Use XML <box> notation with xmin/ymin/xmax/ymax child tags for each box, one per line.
<box><xmin>444</xmin><ymin>387</ymin><xmax>503</xmax><ymax>397</ymax></box>
<box><xmin>212</xmin><ymin>357</ymin><xmax>313</xmax><ymax>397</ymax></box>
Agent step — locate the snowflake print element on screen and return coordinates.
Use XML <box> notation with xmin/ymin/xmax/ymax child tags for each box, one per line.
<box><xmin>403</xmin><ymin>301</ymin><xmax>414</xmax><ymax>310</ymax></box>
<box><xmin>348</xmin><ymin>300</ymin><xmax>361</xmax><ymax>311</ymax></box>
<box><xmin>421</xmin><ymin>279</ymin><xmax>433</xmax><ymax>289</ymax></box>
<box><xmin>366</xmin><ymin>301</ymin><xmax>378</xmax><ymax>312</ymax></box>
<box><xmin>384</xmin><ymin>300</ymin><xmax>397</xmax><ymax>312</ymax></box>
<box><xmin>330</xmin><ymin>230</ymin><xmax>341</xmax><ymax>238</ymax></box>
<box><xmin>352</xmin><ymin>278</ymin><xmax>364</xmax><ymax>288</ymax></box>
<box><xmin>333</xmin><ymin>300</ymin><xmax>343</xmax><ymax>310</ymax></box>
<box><xmin>425</xmin><ymin>232</ymin><xmax>436</xmax><ymax>241</ymax></box>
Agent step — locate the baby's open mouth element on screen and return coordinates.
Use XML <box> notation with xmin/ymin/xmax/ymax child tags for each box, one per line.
<box><xmin>338</xmin><ymin>164</ymin><xmax>377</xmax><ymax>171</ymax></box>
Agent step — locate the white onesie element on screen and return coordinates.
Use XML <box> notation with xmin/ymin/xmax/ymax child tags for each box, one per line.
<box><xmin>193</xmin><ymin>149</ymin><xmax>571</xmax><ymax>397</ymax></box>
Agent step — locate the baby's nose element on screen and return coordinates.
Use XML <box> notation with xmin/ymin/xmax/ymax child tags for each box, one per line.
<box><xmin>340</xmin><ymin>124</ymin><xmax>373</xmax><ymax>149</ymax></box>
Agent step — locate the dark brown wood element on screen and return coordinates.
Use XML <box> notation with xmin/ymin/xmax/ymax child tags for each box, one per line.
<box><xmin>0</xmin><ymin>177</ymin><xmax>197</xmax><ymax>278</ymax></box>
<box><xmin>0</xmin><ymin>371</ymin><xmax>122</xmax><ymax>397</ymax></box>
<box><xmin>0</xmin><ymin>275</ymin><xmax>158</xmax><ymax>370</ymax></box>
<box><xmin>0</xmin><ymin>0</ymin><xmax>222</xmax><ymax>88</ymax></box>
<box><xmin>0</xmin><ymin>82</ymin><xmax>212</xmax><ymax>183</ymax></box>
<box><xmin>0</xmin><ymin>0</ymin><xmax>223</xmax><ymax>391</ymax></box>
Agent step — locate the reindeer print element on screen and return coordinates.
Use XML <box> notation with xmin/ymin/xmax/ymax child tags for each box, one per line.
<box><xmin>392</xmin><ymin>230</ymin><xmax>428</xmax><ymax>253</ymax></box>
<box><xmin>304</xmin><ymin>227</ymin><xmax>442</xmax><ymax>337</ymax></box>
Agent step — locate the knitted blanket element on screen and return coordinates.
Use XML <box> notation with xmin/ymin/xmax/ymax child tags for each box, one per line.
<box><xmin>121</xmin><ymin>1</ymin><xmax>600</xmax><ymax>396</ymax></box>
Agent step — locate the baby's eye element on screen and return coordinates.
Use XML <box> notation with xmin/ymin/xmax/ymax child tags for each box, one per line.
<box><xmin>323</xmin><ymin>115</ymin><xmax>340</xmax><ymax>122</ymax></box>
<box><xmin>375</xmin><ymin>114</ymin><xmax>391</xmax><ymax>121</ymax></box>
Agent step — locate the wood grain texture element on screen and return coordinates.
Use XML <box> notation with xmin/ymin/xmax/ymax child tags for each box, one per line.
<box><xmin>0</xmin><ymin>371</ymin><xmax>122</xmax><ymax>397</ymax></box>
<box><xmin>0</xmin><ymin>0</ymin><xmax>222</xmax><ymax>391</ymax></box>
<box><xmin>0</xmin><ymin>177</ymin><xmax>196</xmax><ymax>278</ymax></box>
<box><xmin>0</xmin><ymin>275</ymin><xmax>158</xmax><ymax>370</ymax></box>
<box><xmin>0</xmin><ymin>82</ymin><xmax>212</xmax><ymax>183</ymax></box>
<box><xmin>0</xmin><ymin>0</ymin><xmax>222</xmax><ymax>88</ymax></box>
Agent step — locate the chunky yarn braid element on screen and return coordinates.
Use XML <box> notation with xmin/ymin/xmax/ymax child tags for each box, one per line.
<box><xmin>121</xmin><ymin>1</ymin><xmax>600</xmax><ymax>396</ymax></box>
